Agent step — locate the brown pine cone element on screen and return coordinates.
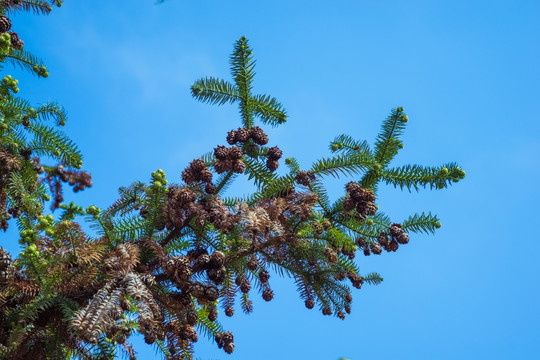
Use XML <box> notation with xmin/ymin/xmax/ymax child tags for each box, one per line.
<box><xmin>249</xmin><ymin>126</ymin><xmax>269</xmax><ymax>145</ymax></box>
<box><xmin>181</xmin><ymin>168</ymin><xmax>196</xmax><ymax>184</ymax></box>
<box><xmin>214</xmin><ymin>159</ymin><xmax>233</xmax><ymax>174</ymax></box>
<box><xmin>0</xmin><ymin>16</ymin><xmax>11</xmax><ymax>33</ymax></box>
<box><xmin>224</xmin><ymin>342</ymin><xmax>235</xmax><ymax>354</ymax></box>
<box><xmin>305</xmin><ymin>298</ymin><xmax>315</xmax><ymax>309</ymax></box>
<box><xmin>267</xmin><ymin>146</ymin><xmax>283</xmax><ymax>160</ymax></box>
<box><xmin>190</xmin><ymin>159</ymin><xmax>206</xmax><ymax>172</ymax></box>
<box><xmin>343</xmin><ymin>197</ymin><xmax>355</xmax><ymax>211</ymax></box>
<box><xmin>389</xmin><ymin>239</ymin><xmax>399</xmax><ymax>252</ymax></box>
<box><xmin>396</xmin><ymin>232</ymin><xmax>410</xmax><ymax>244</ymax></box>
<box><xmin>259</xmin><ymin>269</ymin><xmax>270</xmax><ymax>283</ymax></box>
<box><xmin>266</xmin><ymin>159</ymin><xmax>279</xmax><ymax>172</ymax></box>
<box><xmin>236</xmin><ymin>127</ymin><xmax>250</xmax><ymax>142</ymax></box>
<box><xmin>222</xmin><ymin>331</ymin><xmax>234</xmax><ymax>344</ymax></box>
<box><xmin>214</xmin><ymin>145</ymin><xmax>229</xmax><ymax>159</ymax></box>
<box><xmin>226</xmin><ymin>130</ymin><xmax>237</xmax><ymax>145</ymax></box>
<box><xmin>208</xmin><ymin>308</ymin><xmax>218</xmax><ymax>321</ymax></box>
<box><xmin>247</xmin><ymin>256</ymin><xmax>258</xmax><ymax>270</ymax></box>
<box><xmin>209</xmin><ymin>251</ymin><xmax>225</xmax><ymax>268</ymax></box>
<box><xmin>262</xmin><ymin>289</ymin><xmax>274</xmax><ymax>301</ymax></box>
<box><xmin>389</xmin><ymin>223</ymin><xmax>403</xmax><ymax>237</ymax></box>
<box><xmin>205</xmin><ymin>182</ymin><xmax>216</xmax><ymax>194</ymax></box>
<box><xmin>186</xmin><ymin>309</ymin><xmax>199</xmax><ymax>326</ymax></box>
<box><xmin>337</xmin><ymin>311</ymin><xmax>345</xmax><ymax>320</ymax></box>
<box><xmin>363</xmin><ymin>247</ymin><xmax>371</xmax><ymax>256</ymax></box>
<box><xmin>322</xmin><ymin>307</ymin><xmax>332</xmax><ymax>316</ymax></box>
<box><xmin>200</xmin><ymin>169</ymin><xmax>213</xmax><ymax>183</ymax></box>
<box><xmin>225</xmin><ymin>306</ymin><xmax>234</xmax><ymax>317</ymax></box>
<box><xmin>8</xmin><ymin>31</ymin><xmax>23</xmax><ymax>49</ymax></box>
<box><xmin>240</xmin><ymin>281</ymin><xmax>251</xmax><ymax>293</ymax></box>
<box><xmin>233</xmin><ymin>159</ymin><xmax>245</xmax><ymax>173</ymax></box>
<box><xmin>120</xmin><ymin>299</ymin><xmax>131</xmax><ymax>312</ymax></box>
<box><xmin>228</xmin><ymin>146</ymin><xmax>243</xmax><ymax>160</ymax></box>
<box><xmin>345</xmin><ymin>293</ymin><xmax>352</xmax><ymax>303</ymax></box>
<box><xmin>344</xmin><ymin>304</ymin><xmax>351</xmax><ymax>314</ymax></box>
<box><xmin>205</xmin><ymin>286</ymin><xmax>219</xmax><ymax>301</ymax></box>
<box><xmin>371</xmin><ymin>243</ymin><xmax>382</xmax><ymax>255</ymax></box>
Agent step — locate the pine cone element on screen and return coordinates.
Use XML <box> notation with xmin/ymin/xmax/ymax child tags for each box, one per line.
<box><xmin>371</xmin><ymin>243</ymin><xmax>382</xmax><ymax>255</ymax></box>
<box><xmin>200</xmin><ymin>169</ymin><xmax>213</xmax><ymax>183</ymax></box>
<box><xmin>262</xmin><ymin>289</ymin><xmax>274</xmax><ymax>301</ymax></box>
<box><xmin>343</xmin><ymin>197</ymin><xmax>355</xmax><ymax>211</ymax></box>
<box><xmin>345</xmin><ymin>304</ymin><xmax>351</xmax><ymax>314</ymax></box>
<box><xmin>226</xmin><ymin>130</ymin><xmax>237</xmax><ymax>145</ymax></box>
<box><xmin>389</xmin><ymin>239</ymin><xmax>399</xmax><ymax>252</ymax></box>
<box><xmin>222</xmin><ymin>331</ymin><xmax>234</xmax><ymax>344</ymax></box>
<box><xmin>181</xmin><ymin>168</ymin><xmax>196</xmax><ymax>184</ymax></box>
<box><xmin>389</xmin><ymin>223</ymin><xmax>403</xmax><ymax>238</ymax></box>
<box><xmin>233</xmin><ymin>127</ymin><xmax>248</xmax><ymax>142</ymax></box>
<box><xmin>8</xmin><ymin>31</ymin><xmax>23</xmax><ymax>49</ymax></box>
<box><xmin>396</xmin><ymin>232</ymin><xmax>410</xmax><ymax>244</ymax></box>
<box><xmin>209</xmin><ymin>251</ymin><xmax>225</xmax><ymax>268</ymax></box>
<box><xmin>224</xmin><ymin>342</ymin><xmax>235</xmax><ymax>354</ymax></box>
<box><xmin>240</xmin><ymin>281</ymin><xmax>251</xmax><ymax>294</ymax></box>
<box><xmin>305</xmin><ymin>298</ymin><xmax>315</xmax><ymax>309</ymax></box>
<box><xmin>205</xmin><ymin>182</ymin><xmax>216</xmax><ymax>194</ymax></box>
<box><xmin>247</xmin><ymin>256</ymin><xmax>258</xmax><ymax>270</ymax></box>
<box><xmin>345</xmin><ymin>181</ymin><xmax>361</xmax><ymax>194</ymax></box>
<box><xmin>337</xmin><ymin>311</ymin><xmax>345</xmax><ymax>320</ymax></box>
<box><xmin>322</xmin><ymin>307</ymin><xmax>332</xmax><ymax>316</ymax></box>
<box><xmin>377</xmin><ymin>233</ymin><xmax>389</xmax><ymax>247</ymax></box>
<box><xmin>267</xmin><ymin>146</ymin><xmax>283</xmax><ymax>160</ymax></box>
<box><xmin>191</xmin><ymin>159</ymin><xmax>206</xmax><ymax>172</ymax></box>
<box><xmin>205</xmin><ymin>286</ymin><xmax>219</xmax><ymax>301</ymax></box>
<box><xmin>214</xmin><ymin>145</ymin><xmax>229</xmax><ymax>160</ymax></box>
<box><xmin>0</xmin><ymin>16</ymin><xmax>11</xmax><ymax>33</ymax></box>
<box><xmin>266</xmin><ymin>159</ymin><xmax>279</xmax><ymax>172</ymax></box>
<box><xmin>356</xmin><ymin>237</ymin><xmax>366</xmax><ymax>248</ymax></box>
<box><xmin>233</xmin><ymin>159</ymin><xmax>245</xmax><ymax>173</ymax></box>
<box><xmin>228</xmin><ymin>146</ymin><xmax>243</xmax><ymax>160</ymax></box>
<box><xmin>214</xmin><ymin>159</ymin><xmax>232</xmax><ymax>174</ymax></box>
<box><xmin>186</xmin><ymin>309</ymin><xmax>198</xmax><ymax>326</ymax></box>
<box><xmin>363</xmin><ymin>247</ymin><xmax>371</xmax><ymax>256</ymax></box>
<box><xmin>143</xmin><ymin>333</ymin><xmax>156</xmax><ymax>344</ymax></box>
<box><xmin>345</xmin><ymin>293</ymin><xmax>352</xmax><ymax>303</ymax></box>
<box><xmin>225</xmin><ymin>306</ymin><xmax>234</xmax><ymax>317</ymax></box>
<box><xmin>249</xmin><ymin>126</ymin><xmax>268</xmax><ymax>145</ymax></box>
<box><xmin>208</xmin><ymin>308</ymin><xmax>218</xmax><ymax>322</ymax></box>
<box><xmin>258</xmin><ymin>269</ymin><xmax>270</xmax><ymax>283</ymax></box>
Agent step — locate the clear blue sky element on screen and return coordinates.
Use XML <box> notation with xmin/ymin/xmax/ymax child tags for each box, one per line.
<box><xmin>5</xmin><ymin>0</ymin><xmax>540</xmax><ymax>359</ymax></box>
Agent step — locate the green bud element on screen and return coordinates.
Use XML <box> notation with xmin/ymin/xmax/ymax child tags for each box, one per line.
<box><xmin>44</xmin><ymin>194</ymin><xmax>51</xmax><ymax>201</ymax></box>
<box><xmin>27</xmin><ymin>244</ymin><xmax>38</xmax><ymax>253</ymax></box>
<box><xmin>157</xmin><ymin>169</ymin><xmax>165</xmax><ymax>176</ymax></box>
<box><xmin>437</xmin><ymin>182</ymin><xmax>445</xmax><ymax>189</ymax></box>
<box><xmin>365</xmin><ymin>218</ymin><xmax>374</xmax><ymax>226</ymax></box>
<box><xmin>38</xmin><ymin>219</ymin><xmax>49</xmax><ymax>228</ymax></box>
<box><xmin>439</xmin><ymin>167</ymin><xmax>449</xmax><ymax>176</ymax></box>
<box><xmin>285</xmin><ymin>158</ymin><xmax>292</xmax><ymax>165</ymax></box>
<box><xmin>53</xmin><ymin>150</ymin><xmax>61</xmax><ymax>156</ymax></box>
<box><xmin>162</xmin><ymin>179</ymin><xmax>168</xmax><ymax>185</ymax></box>
<box><xmin>401</xmin><ymin>114</ymin><xmax>408</xmax><ymax>122</ymax></box>
<box><xmin>457</xmin><ymin>169</ymin><xmax>466</xmax><ymax>179</ymax></box>
<box><xmin>435</xmin><ymin>222</ymin><xmax>442</xmax><ymax>229</ymax></box>
<box><xmin>373</xmin><ymin>164</ymin><xmax>381</xmax><ymax>172</ymax></box>
<box><xmin>46</xmin><ymin>215</ymin><xmax>54</xmax><ymax>223</ymax></box>
<box><xmin>59</xmin><ymin>120</ymin><xmax>66</xmax><ymax>126</ymax></box>
<box><xmin>45</xmin><ymin>228</ymin><xmax>55</xmax><ymax>237</ymax></box>
<box><xmin>153</xmin><ymin>181</ymin><xmax>162</xmax><ymax>188</ymax></box>
<box><xmin>331</xmin><ymin>143</ymin><xmax>344</xmax><ymax>151</ymax></box>
<box><xmin>0</xmin><ymin>123</ymin><xmax>7</xmax><ymax>131</ymax></box>
<box><xmin>396</xmin><ymin>107</ymin><xmax>404</xmax><ymax>112</ymax></box>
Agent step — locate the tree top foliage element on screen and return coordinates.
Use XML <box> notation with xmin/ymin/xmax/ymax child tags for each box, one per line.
<box><xmin>0</xmin><ymin>2</ymin><xmax>465</xmax><ymax>359</ymax></box>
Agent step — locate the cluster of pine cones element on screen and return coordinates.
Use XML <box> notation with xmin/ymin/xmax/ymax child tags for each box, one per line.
<box><xmin>356</xmin><ymin>223</ymin><xmax>410</xmax><ymax>255</ymax></box>
<box><xmin>343</xmin><ymin>181</ymin><xmax>377</xmax><ymax>219</ymax></box>
<box><xmin>213</xmin><ymin>145</ymin><xmax>245</xmax><ymax>174</ymax></box>
<box><xmin>0</xmin><ymin>15</ymin><xmax>23</xmax><ymax>49</ymax></box>
<box><xmin>0</xmin><ymin>247</ymin><xmax>12</xmax><ymax>283</ymax></box>
<box><xmin>44</xmin><ymin>165</ymin><xmax>93</xmax><ymax>210</ymax></box>
<box><xmin>295</xmin><ymin>170</ymin><xmax>316</xmax><ymax>186</ymax></box>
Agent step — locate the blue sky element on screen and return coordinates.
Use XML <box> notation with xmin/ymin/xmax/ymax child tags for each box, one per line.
<box><xmin>5</xmin><ymin>0</ymin><xmax>540</xmax><ymax>359</ymax></box>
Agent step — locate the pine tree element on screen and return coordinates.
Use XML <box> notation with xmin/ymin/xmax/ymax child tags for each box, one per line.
<box><xmin>0</xmin><ymin>4</ymin><xmax>465</xmax><ymax>360</ymax></box>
